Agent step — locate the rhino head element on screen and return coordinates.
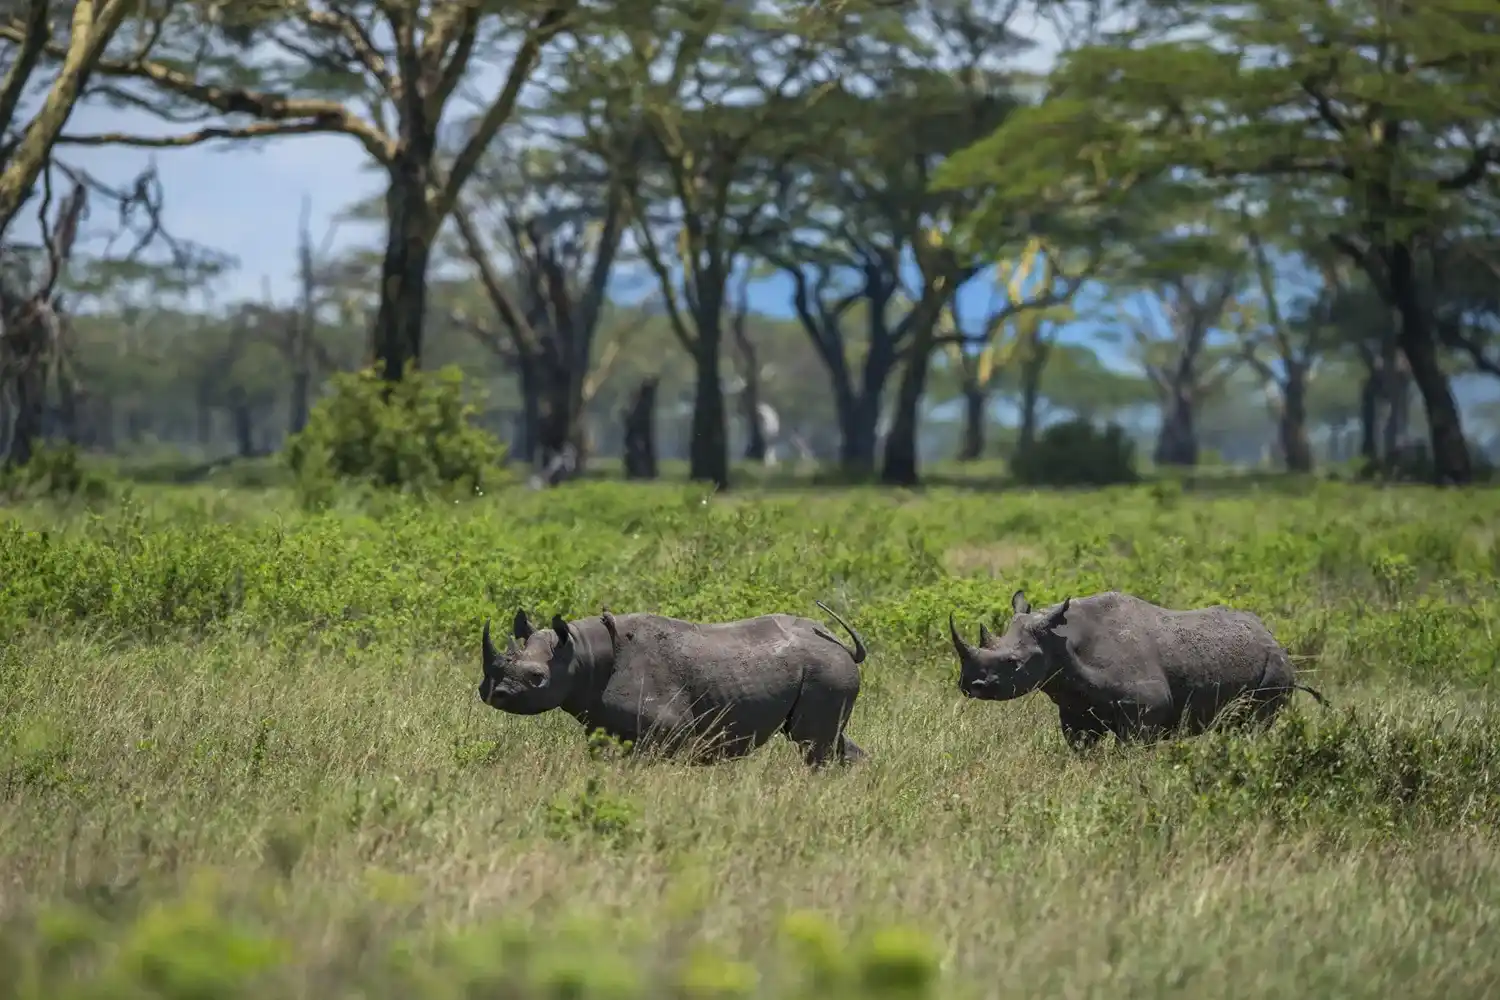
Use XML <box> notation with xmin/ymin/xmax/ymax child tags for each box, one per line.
<box><xmin>951</xmin><ymin>588</ymin><xmax>1071</xmax><ymax>701</ymax></box>
<box><xmin>478</xmin><ymin>608</ymin><xmax>580</xmax><ymax>715</ymax></box>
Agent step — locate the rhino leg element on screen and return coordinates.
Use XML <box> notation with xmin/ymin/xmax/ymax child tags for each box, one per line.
<box><xmin>782</xmin><ymin>671</ymin><xmax>860</xmax><ymax>769</ymax></box>
<box><xmin>837</xmin><ymin>734</ymin><xmax>868</xmax><ymax>764</ymax></box>
<box><xmin>1058</xmin><ymin>706</ymin><xmax>1108</xmax><ymax>752</ymax></box>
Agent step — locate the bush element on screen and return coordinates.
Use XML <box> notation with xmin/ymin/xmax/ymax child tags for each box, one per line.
<box><xmin>1008</xmin><ymin>418</ymin><xmax>1138</xmax><ymax>487</ymax></box>
<box><xmin>284</xmin><ymin>364</ymin><xmax>508</xmax><ymax>507</ymax></box>
<box><xmin>0</xmin><ymin>443</ymin><xmax>113</xmax><ymax>504</ymax></box>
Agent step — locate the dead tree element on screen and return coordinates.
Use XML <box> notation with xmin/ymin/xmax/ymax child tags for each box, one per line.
<box><xmin>727</xmin><ymin>269</ymin><xmax>768</xmax><ymax>462</ymax></box>
<box><xmin>622</xmin><ymin>376</ymin><xmax>659</xmax><ymax>480</ymax></box>
<box><xmin>1125</xmin><ymin>270</ymin><xmax>1241</xmax><ymax>468</ymax></box>
<box><xmin>449</xmin><ymin>145</ymin><xmax>634</xmax><ymax>482</ymax></box>
<box><xmin>0</xmin><ymin>171</ymin><xmax>85</xmax><ymax>468</ymax></box>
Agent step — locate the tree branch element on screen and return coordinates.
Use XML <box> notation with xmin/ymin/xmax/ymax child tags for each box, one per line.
<box><xmin>56</xmin><ymin>118</ymin><xmax>354</xmax><ymax>147</ymax></box>
<box><xmin>430</xmin><ymin>2</ymin><xmax>572</xmax><ymax>224</ymax></box>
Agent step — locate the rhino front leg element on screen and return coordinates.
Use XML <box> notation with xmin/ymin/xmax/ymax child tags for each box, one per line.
<box><xmin>1058</xmin><ymin>706</ymin><xmax>1108</xmax><ymax>752</ymax></box>
<box><xmin>783</xmin><ymin>674</ymin><xmax>860</xmax><ymax>769</ymax></box>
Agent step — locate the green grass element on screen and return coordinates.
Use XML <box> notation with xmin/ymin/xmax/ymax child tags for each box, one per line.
<box><xmin>2</xmin><ymin>478</ymin><xmax>1499</xmax><ymax>998</ymax></box>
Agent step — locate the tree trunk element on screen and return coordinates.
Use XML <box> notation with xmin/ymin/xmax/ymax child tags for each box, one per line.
<box><xmin>689</xmin><ymin>314</ymin><xmax>729</xmax><ymax>490</ymax></box>
<box><xmin>1388</xmin><ymin>242</ymin><xmax>1471</xmax><ymax>484</ymax></box>
<box><xmin>289</xmin><ymin>370</ymin><xmax>311</xmax><ymax>436</ymax></box>
<box><xmin>958</xmin><ymin>382</ymin><xmax>986</xmax><ymax>461</ymax></box>
<box><xmin>1153</xmin><ymin>389</ymin><xmax>1198</xmax><ymax>467</ymax></box>
<box><xmin>228</xmin><ymin>395</ymin><xmax>256</xmax><ymax>460</ymax></box>
<box><xmin>880</xmin><ymin>341</ymin><xmax>935</xmax><ymax>486</ymax></box>
<box><xmin>5</xmin><ymin>365</ymin><xmax>44</xmax><ymax>467</ymax></box>
<box><xmin>1017</xmin><ymin>374</ymin><xmax>1043</xmax><ymax>456</ymax></box>
<box><xmin>371</xmin><ymin>158</ymin><xmax>437</xmax><ymax>381</ymax></box>
<box><xmin>513</xmin><ymin>354</ymin><xmax>540</xmax><ymax>466</ymax></box>
<box><xmin>1358</xmin><ymin>366</ymin><xmax>1379</xmax><ymax>467</ymax></box>
<box><xmin>730</xmin><ymin>307</ymin><xmax>768</xmax><ymax>463</ymax></box>
<box><xmin>57</xmin><ymin>377</ymin><xmax>79</xmax><ymax>446</ymax></box>
<box><xmin>1279</xmin><ymin>367</ymin><xmax>1313</xmax><ymax>473</ymax></box>
<box><xmin>622</xmin><ymin>377</ymin><xmax>659</xmax><ymax>480</ymax></box>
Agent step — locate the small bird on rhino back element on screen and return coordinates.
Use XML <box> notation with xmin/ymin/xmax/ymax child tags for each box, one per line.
<box><xmin>949</xmin><ymin>588</ymin><xmax>1328</xmax><ymax>749</ymax></box>
<box><xmin>477</xmin><ymin>601</ymin><xmax>869</xmax><ymax>767</ymax></box>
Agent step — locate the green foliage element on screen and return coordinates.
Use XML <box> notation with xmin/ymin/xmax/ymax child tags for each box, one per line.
<box><xmin>1009</xmin><ymin>418</ymin><xmax>1139</xmax><ymax>487</ymax></box>
<box><xmin>0</xmin><ymin>890</ymin><xmax>943</xmax><ymax>999</ymax></box>
<box><xmin>1</xmin><ymin>478</ymin><xmax>1499</xmax><ymax>995</ymax></box>
<box><xmin>545</xmin><ymin>775</ymin><xmax>642</xmax><ymax>847</ymax></box>
<box><xmin>283</xmin><ymin>365</ymin><xmax>509</xmax><ymax>507</ymax></box>
<box><xmin>0</xmin><ymin>444</ymin><xmax>113</xmax><ymax>505</ymax></box>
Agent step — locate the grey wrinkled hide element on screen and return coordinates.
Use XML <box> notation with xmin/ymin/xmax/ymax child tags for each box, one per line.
<box><xmin>950</xmin><ymin>589</ymin><xmax>1327</xmax><ymax>749</ymax></box>
<box><xmin>478</xmin><ymin>602</ymin><xmax>868</xmax><ymax>767</ymax></box>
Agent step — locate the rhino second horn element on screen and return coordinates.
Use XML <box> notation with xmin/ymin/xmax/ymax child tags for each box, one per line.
<box><xmin>978</xmin><ymin>622</ymin><xmax>992</xmax><ymax>647</ymax></box>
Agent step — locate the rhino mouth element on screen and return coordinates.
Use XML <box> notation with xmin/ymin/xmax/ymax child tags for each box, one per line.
<box><xmin>960</xmin><ymin>676</ymin><xmax>1002</xmax><ymax>699</ymax></box>
<box><xmin>478</xmin><ymin>678</ymin><xmax>553</xmax><ymax>715</ymax></box>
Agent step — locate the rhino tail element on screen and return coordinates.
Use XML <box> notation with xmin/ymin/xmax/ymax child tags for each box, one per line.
<box><xmin>813</xmin><ymin>599</ymin><xmax>866</xmax><ymax>664</ymax></box>
<box><xmin>1293</xmin><ymin>683</ymin><xmax>1330</xmax><ymax>708</ymax></box>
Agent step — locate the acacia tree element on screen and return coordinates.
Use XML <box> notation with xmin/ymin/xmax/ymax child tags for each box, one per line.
<box><xmin>758</xmin><ymin>0</ymin><xmax>1048</xmax><ymax>482</ymax></box>
<box><xmin>1237</xmin><ymin>221</ymin><xmax>1337</xmax><ymax>473</ymax></box>
<box><xmin>556</xmin><ymin>0</ymin><xmax>838</xmax><ymax>489</ymax></box>
<box><xmin>940</xmin><ymin>0</ymin><xmax>1500</xmax><ymax>483</ymax></box>
<box><xmin>942</xmin><ymin>239</ymin><xmax>1080</xmax><ymax>460</ymax></box>
<box><xmin>0</xmin><ymin>0</ymin><xmax>147</xmax><ymax>237</ymax></box>
<box><xmin>41</xmin><ymin>1</ymin><xmax>574</xmax><ymax>382</ymax></box>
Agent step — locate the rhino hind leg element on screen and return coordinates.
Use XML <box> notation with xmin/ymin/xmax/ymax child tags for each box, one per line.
<box><xmin>782</xmin><ymin>675</ymin><xmax>861</xmax><ymax>769</ymax></box>
<box><xmin>837</xmin><ymin>734</ymin><xmax>868</xmax><ymax>764</ymax></box>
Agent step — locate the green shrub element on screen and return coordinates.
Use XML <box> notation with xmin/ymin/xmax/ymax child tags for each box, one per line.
<box><xmin>284</xmin><ymin>364</ymin><xmax>509</xmax><ymax>507</ymax></box>
<box><xmin>0</xmin><ymin>443</ymin><xmax>113</xmax><ymax>504</ymax></box>
<box><xmin>1009</xmin><ymin>418</ymin><xmax>1138</xmax><ymax>487</ymax></box>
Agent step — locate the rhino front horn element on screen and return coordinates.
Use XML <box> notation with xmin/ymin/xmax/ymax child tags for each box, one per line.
<box><xmin>948</xmin><ymin>613</ymin><xmax>978</xmax><ymax>664</ymax></box>
<box><xmin>482</xmin><ymin>618</ymin><xmax>497</xmax><ymax>665</ymax></box>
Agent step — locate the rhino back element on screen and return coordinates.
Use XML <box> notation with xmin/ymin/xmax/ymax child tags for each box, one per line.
<box><xmin>1057</xmin><ymin>593</ymin><xmax>1282</xmax><ymax>697</ymax></box>
<box><xmin>595</xmin><ymin>613</ymin><xmax>819</xmax><ymax>738</ymax></box>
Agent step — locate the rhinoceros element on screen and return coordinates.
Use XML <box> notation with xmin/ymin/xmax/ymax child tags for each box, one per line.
<box><xmin>478</xmin><ymin>601</ymin><xmax>869</xmax><ymax>767</ymax></box>
<box><xmin>949</xmin><ymin>588</ymin><xmax>1327</xmax><ymax>749</ymax></box>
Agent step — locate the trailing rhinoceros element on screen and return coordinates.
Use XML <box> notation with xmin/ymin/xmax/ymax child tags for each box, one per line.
<box><xmin>949</xmin><ymin>589</ymin><xmax>1327</xmax><ymax>749</ymax></box>
<box><xmin>478</xmin><ymin>601</ymin><xmax>869</xmax><ymax>767</ymax></box>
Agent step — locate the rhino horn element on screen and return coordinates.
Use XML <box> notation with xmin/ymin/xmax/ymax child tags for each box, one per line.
<box><xmin>978</xmin><ymin>622</ymin><xmax>993</xmax><ymax>647</ymax></box>
<box><xmin>482</xmin><ymin>618</ymin><xmax>498</xmax><ymax>668</ymax></box>
<box><xmin>949</xmin><ymin>613</ymin><xmax>979</xmax><ymax>666</ymax></box>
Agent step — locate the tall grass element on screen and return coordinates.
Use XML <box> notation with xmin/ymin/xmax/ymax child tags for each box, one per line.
<box><xmin>2</xmin><ymin>478</ymin><xmax>1498</xmax><ymax>998</ymax></box>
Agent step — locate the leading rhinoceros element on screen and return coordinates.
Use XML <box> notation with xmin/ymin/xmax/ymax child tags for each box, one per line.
<box><xmin>478</xmin><ymin>602</ymin><xmax>869</xmax><ymax>767</ymax></box>
<box><xmin>949</xmin><ymin>588</ymin><xmax>1327</xmax><ymax>749</ymax></box>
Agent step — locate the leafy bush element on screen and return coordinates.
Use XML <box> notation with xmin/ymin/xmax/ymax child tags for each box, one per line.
<box><xmin>1009</xmin><ymin>418</ymin><xmax>1138</xmax><ymax>486</ymax></box>
<box><xmin>284</xmin><ymin>364</ymin><xmax>508</xmax><ymax>507</ymax></box>
<box><xmin>0</xmin><ymin>443</ymin><xmax>113</xmax><ymax>504</ymax></box>
<box><xmin>0</xmin><ymin>883</ymin><xmax>944</xmax><ymax>1000</ymax></box>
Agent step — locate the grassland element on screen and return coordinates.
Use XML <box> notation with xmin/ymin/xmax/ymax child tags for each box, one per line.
<box><xmin>2</xmin><ymin>475</ymin><xmax>1499</xmax><ymax>999</ymax></box>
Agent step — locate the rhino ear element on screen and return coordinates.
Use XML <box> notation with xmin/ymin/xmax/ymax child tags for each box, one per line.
<box><xmin>1011</xmin><ymin>589</ymin><xmax>1031</xmax><ymax>616</ymax></box>
<box><xmin>551</xmin><ymin>613</ymin><xmax>571</xmax><ymax>646</ymax></box>
<box><xmin>1038</xmin><ymin>597</ymin><xmax>1071</xmax><ymax>632</ymax></box>
<box><xmin>513</xmin><ymin>608</ymin><xmax>534</xmax><ymax>641</ymax></box>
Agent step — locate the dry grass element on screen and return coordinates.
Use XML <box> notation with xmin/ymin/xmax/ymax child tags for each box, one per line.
<box><xmin>3</xmin><ymin>630</ymin><xmax>1499</xmax><ymax>998</ymax></box>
